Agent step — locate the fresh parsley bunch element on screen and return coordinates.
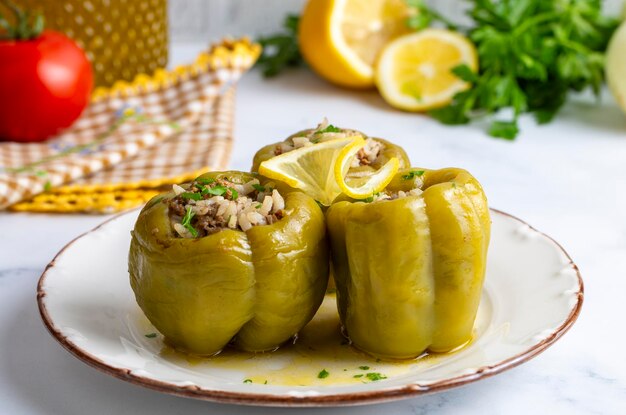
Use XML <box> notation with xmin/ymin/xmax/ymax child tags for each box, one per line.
<box><xmin>409</xmin><ymin>0</ymin><xmax>618</xmax><ymax>139</ymax></box>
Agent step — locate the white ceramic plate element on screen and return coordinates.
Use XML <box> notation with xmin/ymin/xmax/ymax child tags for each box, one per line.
<box><xmin>38</xmin><ymin>209</ymin><xmax>582</xmax><ymax>407</ymax></box>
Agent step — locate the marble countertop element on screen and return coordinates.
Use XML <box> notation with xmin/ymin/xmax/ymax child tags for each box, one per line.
<box><xmin>1</xmin><ymin>42</ymin><xmax>625</xmax><ymax>415</ymax></box>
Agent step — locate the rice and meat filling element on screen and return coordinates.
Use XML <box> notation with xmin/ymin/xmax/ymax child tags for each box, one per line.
<box><xmin>168</xmin><ymin>177</ymin><xmax>286</xmax><ymax>238</ymax></box>
<box><xmin>273</xmin><ymin>119</ymin><xmax>384</xmax><ymax>167</ymax></box>
<box><xmin>367</xmin><ymin>187</ymin><xmax>423</xmax><ymax>203</ymax></box>
<box><xmin>365</xmin><ymin>171</ymin><xmax>425</xmax><ymax>203</ymax></box>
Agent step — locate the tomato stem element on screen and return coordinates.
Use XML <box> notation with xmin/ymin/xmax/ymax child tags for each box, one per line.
<box><xmin>0</xmin><ymin>0</ymin><xmax>45</xmax><ymax>40</ymax></box>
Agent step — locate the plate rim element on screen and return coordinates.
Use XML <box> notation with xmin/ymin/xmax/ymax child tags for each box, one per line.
<box><xmin>37</xmin><ymin>208</ymin><xmax>584</xmax><ymax>407</ymax></box>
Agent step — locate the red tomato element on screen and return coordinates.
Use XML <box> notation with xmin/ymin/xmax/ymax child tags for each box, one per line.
<box><xmin>0</xmin><ymin>31</ymin><xmax>93</xmax><ymax>142</ymax></box>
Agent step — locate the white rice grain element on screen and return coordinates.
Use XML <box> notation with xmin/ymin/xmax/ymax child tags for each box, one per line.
<box><xmin>172</xmin><ymin>184</ymin><xmax>186</xmax><ymax>195</ymax></box>
<box><xmin>272</xmin><ymin>189</ymin><xmax>285</xmax><ymax>212</ymax></box>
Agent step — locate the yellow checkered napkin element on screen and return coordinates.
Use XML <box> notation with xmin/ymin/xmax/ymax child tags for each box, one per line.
<box><xmin>0</xmin><ymin>38</ymin><xmax>260</xmax><ymax>213</ymax></box>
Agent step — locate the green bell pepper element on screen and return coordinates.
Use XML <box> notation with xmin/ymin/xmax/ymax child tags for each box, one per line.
<box><xmin>129</xmin><ymin>171</ymin><xmax>329</xmax><ymax>356</ymax></box>
<box><xmin>326</xmin><ymin>168</ymin><xmax>490</xmax><ymax>359</ymax></box>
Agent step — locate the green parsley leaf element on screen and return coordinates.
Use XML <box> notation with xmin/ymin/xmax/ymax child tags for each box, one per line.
<box><xmin>451</xmin><ymin>64</ymin><xmax>478</xmax><ymax>83</ymax></box>
<box><xmin>359</xmin><ymin>366</ymin><xmax>370</xmax><ymax>370</ymax></box>
<box><xmin>205</xmin><ymin>185</ymin><xmax>227</xmax><ymax>196</ymax></box>
<box><xmin>256</xmin><ymin>203</ymin><xmax>263</xmax><ymax>209</ymax></box>
<box><xmin>252</xmin><ymin>184</ymin><xmax>266</xmax><ymax>192</ymax></box>
<box><xmin>264</xmin><ymin>380</ymin><xmax>268</xmax><ymax>384</ymax></box>
<box><xmin>229</xmin><ymin>187</ymin><xmax>239</xmax><ymax>200</ymax></box>
<box><xmin>488</xmin><ymin>120</ymin><xmax>519</xmax><ymax>140</ymax></box>
<box><xmin>366</xmin><ymin>372</ymin><xmax>387</xmax><ymax>381</ymax></box>
<box><xmin>316</xmin><ymin>124</ymin><xmax>341</xmax><ymax>134</ymax></box>
<box><xmin>144</xmin><ymin>333</ymin><xmax>157</xmax><ymax>338</ymax></box>
<box><xmin>243</xmin><ymin>379</ymin><xmax>253</xmax><ymax>384</ymax></box>
<box><xmin>353</xmin><ymin>374</ymin><xmax>364</xmax><ymax>378</ymax></box>
<box><xmin>181</xmin><ymin>192</ymin><xmax>202</xmax><ymax>201</ymax></box>
<box><xmin>182</xmin><ymin>206</ymin><xmax>198</xmax><ymax>238</ymax></box>
<box><xmin>43</xmin><ymin>181</ymin><xmax>52</xmax><ymax>192</ymax></box>
<box><xmin>318</xmin><ymin>369</ymin><xmax>330</xmax><ymax>379</ymax></box>
<box><xmin>402</xmin><ymin>170</ymin><xmax>425</xmax><ymax>180</ymax></box>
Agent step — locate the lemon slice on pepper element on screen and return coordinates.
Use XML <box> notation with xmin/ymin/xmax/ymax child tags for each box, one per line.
<box><xmin>259</xmin><ymin>134</ymin><xmax>400</xmax><ymax>205</ymax></box>
<box><xmin>334</xmin><ymin>143</ymin><xmax>399</xmax><ymax>200</ymax></box>
<box><xmin>259</xmin><ymin>136</ymin><xmax>366</xmax><ymax>206</ymax></box>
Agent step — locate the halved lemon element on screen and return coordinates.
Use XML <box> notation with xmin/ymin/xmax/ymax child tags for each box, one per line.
<box><xmin>299</xmin><ymin>0</ymin><xmax>411</xmax><ymax>88</ymax></box>
<box><xmin>334</xmin><ymin>144</ymin><xmax>399</xmax><ymax>199</ymax></box>
<box><xmin>375</xmin><ymin>29</ymin><xmax>478</xmax><ymax>111</ymax></box>
<box><xmin>259</xmin><ymin>136</ymin><xmax>366</xmax><ymax>205</ymax></box>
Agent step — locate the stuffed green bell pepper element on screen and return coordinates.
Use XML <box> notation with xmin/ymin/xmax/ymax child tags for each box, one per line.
<box><xmin>326</xmin><ymin>168</ymin><xmax>490</xmax><ymax>359</ymax></box>
<box><xmin>250</xmin><ymin>121</ymin><xmax>410</xmax><ymax>176</ymax></box>
<box><xmin>129</xmin><ymin>171</ymin><xmax>329</xmax><ymax>356</ymax></box>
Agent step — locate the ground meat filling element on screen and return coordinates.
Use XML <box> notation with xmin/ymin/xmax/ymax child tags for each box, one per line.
<box><xmin>167</xmin><ymin>177</ymin><xmax>286</xmax><ymax>238</ymax></box>
<box><xmin>273</xmin><ymin>119</ymin><xmax>384</xmax><ymax>167</ymax></box>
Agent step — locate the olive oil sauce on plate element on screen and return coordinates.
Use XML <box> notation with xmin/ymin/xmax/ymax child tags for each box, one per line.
<box><xmin>130</xmin><ymin>292</ymin><xmax>491</xmax><ymax>387</ymax></box>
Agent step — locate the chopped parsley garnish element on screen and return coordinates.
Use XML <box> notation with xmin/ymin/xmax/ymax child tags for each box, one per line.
<box><xmin>402</xmin><ymin>170</ymin><xmax>425</xmax><ymax>180</ymax></box>
<box><xmin>255</xmin><ymin>203</ymin><xmax>262</xmax><ymax>209</ymax></box>
<box><xmin>243</xmin><ymin>379</ymin><xmax>252</xmax><ymax>384</ymax></box>
<box><xmin>229</xmin><ymin>187</ymin><xmax>239</xmax><ymax>200</ymax></box>
<box><xmin>366</xmin><ymin>372</ymin><xmax>387</xmax><ymax>381</ymax></box>
<box><xmin>144</xmin><ymin>333</ymin><xmax>157</xmax><ymax>338</ymax></box>
<box><xmin>359</xmin><ymin>366</ymin><xmax>370</xmax><ymax>370</ymax></box>
<box><xmin>205</xmin><ymin>185</ymin><xmax>227</xmax><ymax>196</ymax></box>
<box><xmin>318</xmin><ymin>369</ymin><xmax>329</xmax><ymax>379</ymax></box>
<box><xmin>196</xmin><ymin>178</ymin><xmax>215</xmax><ymax>185</ymax></box>
<box><xmin>316</xmin><ymin>124</ymin><xmax>341</xmax><ymax>134</ymax></box>
<box><xmin>181</xmin><ymin>192</ymin><xmax>202</xmax><ymax>201</ymax></box>
<box><xmin>252</xmin><ymin>184</ymin><xmax>266</xmax><ymax>192</ymax></box>
<box><xmin>182</xmin><ymin>206</ymin><xmax>198</xmax><ymax>237</ymax></box>
<box><xmin>264</xmin><ymin>380</ymin><xmax>268</xmax><ymax>384</ymax></box>
<box><xmin>43</xmin><ymin>181</ymin><xmax>52</xmax><ymax>192</ymax></box>
<box><xmin>353</xmin><ymin>374</ymin><xmax>364</xmax><ymax>378</ymax></box>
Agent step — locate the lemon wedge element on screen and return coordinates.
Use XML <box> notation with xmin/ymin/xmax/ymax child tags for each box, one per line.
<box><xmin>259</xmin><ymin>136</ymin><xmax>366</xmax><ymax>205</ymax></box>
<box><xmin>299</xmin><ymin>0</ymin><xmax>411</xmax><ymax>88</ymax></box>
<box><xmin>375</xmin><ymin>29</ymin><xmax>478</xmax><ymax>111</ymax></box>
<box><xmin>335</xmin><ymin>144</ymin><xmax>399</xmax><ymax>199</ymax></box>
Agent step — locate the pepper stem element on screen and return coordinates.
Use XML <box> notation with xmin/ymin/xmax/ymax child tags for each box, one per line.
<box><xmin>0</xmin><ymin>0</ymin><xmax>45</xmax><ymax>40</ymax></box>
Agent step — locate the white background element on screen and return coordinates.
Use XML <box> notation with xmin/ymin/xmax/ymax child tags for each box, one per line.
<box><xmin>168</xmin><ymin>0</ymin><xmax>625</xmax><ymax>40</ymax></box>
